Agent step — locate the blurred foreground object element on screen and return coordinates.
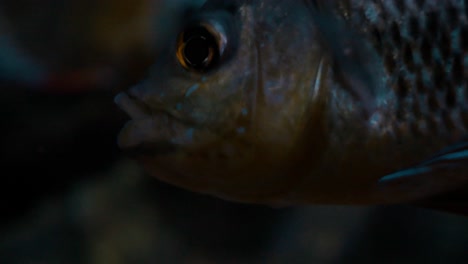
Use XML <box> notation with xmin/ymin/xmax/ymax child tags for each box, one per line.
<box><xmin>0</xmin><ymin>0</ymin><xmax>202</xmax><ymax>93</ymax></box>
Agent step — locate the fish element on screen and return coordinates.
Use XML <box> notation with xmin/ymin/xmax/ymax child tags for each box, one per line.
<box><xmin>115</xmin><ymin>0</ymin><xmax>468</xmax><ymax>212</ymax></box>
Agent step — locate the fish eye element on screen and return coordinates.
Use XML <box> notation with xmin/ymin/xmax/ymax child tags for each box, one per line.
<box><xmin>176</xmin><ymin>22</ymin><xmax>226</xmax><ymax>72</ymax></box>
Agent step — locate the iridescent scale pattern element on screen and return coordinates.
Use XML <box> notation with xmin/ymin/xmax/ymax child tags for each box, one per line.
<box><xmin>338</xmin><ymin>0</ymin><xmax>468</xmax><ymax>138</ymax></box>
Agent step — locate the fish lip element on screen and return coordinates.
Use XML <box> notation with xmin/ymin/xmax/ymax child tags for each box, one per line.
<box><xmin>114</xmin><ymin>91</ymin><xmax>202</xmax><ymax>152</ymax></box>
<box><xmin>114</xmin><ymin>91</ymin><xmax>173</xmax><ymax>150</ymax></box>
<box><xmin>114</xmin><ymin>91</ymin><xmax>152</xmax><ymax>120</ymax></box>
<box><xmin>115</xmin><ymin>90</ymin><xmax>200</xmax><ymax>127</ymax></box>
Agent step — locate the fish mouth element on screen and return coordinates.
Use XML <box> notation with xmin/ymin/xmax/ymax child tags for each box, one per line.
<box><xmin>114</xmin><ymin>91</ymin><xmax>198</xmax><ymax>154</ymax></box>
<box><xmin>114</xmin><ymin>90</ymin><xmax>153</xmax><ymax>120</ymax></box>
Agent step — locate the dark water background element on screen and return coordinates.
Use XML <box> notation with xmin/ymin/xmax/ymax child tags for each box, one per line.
<box><xmin>1</xmin><ymin>1</ymin><xmax>468</xmax><ymax>263</ymax></box>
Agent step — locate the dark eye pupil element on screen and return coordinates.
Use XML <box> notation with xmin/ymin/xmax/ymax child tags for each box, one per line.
<box><xmin>181</xmin><ymin>27</ymin><xmax>218</xmax><ymax>70</ymax></box>
<box><xmin>184</xmin><ymin>35</ymin><xmax>211</xmax><ymax>67</ymax></box>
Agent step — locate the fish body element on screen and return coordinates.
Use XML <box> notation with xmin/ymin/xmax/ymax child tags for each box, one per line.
<box><xmin>115</xmin><ymin>0</ymin><xmax>468</xmax><ymax>208</ymax></box>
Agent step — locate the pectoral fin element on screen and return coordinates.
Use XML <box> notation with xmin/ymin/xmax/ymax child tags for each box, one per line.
<box><xmin>379</xmin><ymin>142</ymin><xmax>468</xmax><ymax>183</ymax></box>
<box><xmin>377</xmin><ymin>142</ymin><xmax>468</xmax><ymax>208</ymax></box>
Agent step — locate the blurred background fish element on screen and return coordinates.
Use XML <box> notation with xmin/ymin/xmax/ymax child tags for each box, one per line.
<box><xmin>1</xmin><ymin>0</ymin><xmax>468</xmax><ymax>263</ymax></box>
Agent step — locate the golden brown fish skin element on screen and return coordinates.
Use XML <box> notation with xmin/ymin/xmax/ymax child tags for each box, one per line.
<box><xmin>116</xmin><ymin>1</ymin><xmax>332</xmax><ymax>204</ymax></box>
<box><xmin>116</xmin><ymin>0</ymin><xmax>468</xmax><ymax>205</ymax></box>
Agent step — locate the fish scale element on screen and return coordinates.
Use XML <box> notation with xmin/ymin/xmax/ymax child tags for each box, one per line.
<box><xmin>332</xmin><ymin>0</ymin><xmax>468</xmax><ymax>138</ymax></box>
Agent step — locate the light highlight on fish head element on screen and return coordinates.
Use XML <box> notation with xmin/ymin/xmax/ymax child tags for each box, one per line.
<box><xmin>115</xmin><ymin>1</ymin><xmax>329</xmax><ymax>204</ymax></box>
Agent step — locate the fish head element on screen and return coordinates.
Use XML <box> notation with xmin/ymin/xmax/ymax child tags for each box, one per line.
<box><xmin>115</xmin><ymin>1</ymin><xmax>332</xmax><ymax>204</ymax></box>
